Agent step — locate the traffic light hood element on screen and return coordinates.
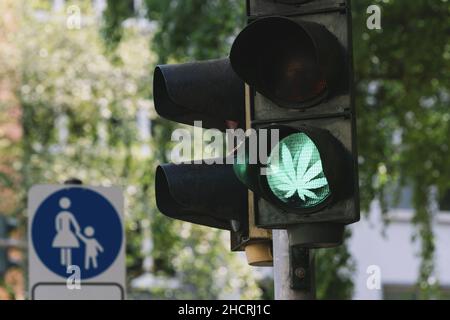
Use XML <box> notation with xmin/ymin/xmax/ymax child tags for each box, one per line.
<box><xmin>155</xmin><ymin>162</ymin><xmax>248</xmax><ymax>230</ymax></box>
<box><xmin>153</xmin><ymin>58</ymin><xmax>245</xmax><ymax>131</ymax></box>
<box><xmin>230</xmin><ymin>16</ymin><xmax>346</xmax><ymax>109</ymax></box>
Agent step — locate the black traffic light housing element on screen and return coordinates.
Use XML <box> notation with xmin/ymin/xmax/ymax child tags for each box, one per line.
<box><xmin>153</xmin><ymin>58</ymin><xmax>272</xmax><ymax>264</ymax></box>
<box><xmin>153</xmin><ymin>58</ymin><xmax>246</xmax><ymax>234</ymax></box>
<box><xmin>155</xmin><ymin>160</ymin><xmax>247</xmax><ymax>231</ymax></box>
<box><xmin>235</xmin><ymin>124</ymin><xmax>353</xmax><ymax>215</ymax></box>
<box><xmin>154</xmin><ymin>58</ymin><xmax>244</xmax><ymax>131</ymax></box>
<box><xmin>229</xmin><ymin>0</ymin><xmax>359</xmax><ymax>247</ymax></box>
<box><xmin>230</xmin><ymin>16</ymin><xmax>346</xmax><ymax>109</ymax></box>
<box><xmin>153</xmin><ymin>0</ymin><xmax>358</xmax><ymax>255</ymax></box>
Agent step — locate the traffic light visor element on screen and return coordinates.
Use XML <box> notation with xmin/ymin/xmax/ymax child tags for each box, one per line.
<box><xmin>153</xmin><ymin>58</ymin><xmax>245</xmax><ymax>130</ymax></box>
<box><xmin>155</xmin><ymin>162</ymin><xmax>247</xmax><ymax>230</ymax></box>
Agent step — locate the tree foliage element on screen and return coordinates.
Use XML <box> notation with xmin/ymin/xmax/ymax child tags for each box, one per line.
<box><xmin>134</xmin><ymin>0</ymin><xmax>449</xmax><ymax>299</ymax></box>
<box><xmin>1</xmin><ymin>0</ymin><xmax>448</xmax><ymax>300</ymax></box>
<box><xmin>0</xmin><ymin>0</ymin><xmax>262</xmax><ymax>299</ymax></box>
<box><xmin>145</xmin><ymin>0</ymin><xmax>245</xmax><ymax>63</ymax></box>
<box><xmin>17</xmin><ymin>6</ymin><xmax>155</xmax><ymax>287</ymax></box>
<box><xmin>353</xmin><ymin>0</ymin><xmax>450</xmax><ymax>298</ymax></box>
<box><xmin>101</xmin><ymin>0</ymin><xmax>135</xmax><ymax>51</ymax></box>
<box><xmin>128</xmin><ymin>0</ymin><xmax>354</xmax><ymax>299</ymax></box>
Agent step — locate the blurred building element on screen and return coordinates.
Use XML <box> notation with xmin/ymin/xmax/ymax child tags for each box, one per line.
<box><xmin>349</xmin><ymin>188</ymin><xmax>450</xmax><ymax>299</ymax></box>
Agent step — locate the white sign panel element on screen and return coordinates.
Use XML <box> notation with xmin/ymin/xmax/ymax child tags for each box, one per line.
<box><xmin>28</xmin><ymin>185</ymin><xmax>126</xmax><ymax>300</ymax></box>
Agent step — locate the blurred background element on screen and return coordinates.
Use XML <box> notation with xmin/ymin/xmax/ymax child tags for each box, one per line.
<box><xmin>0</xmin><ymin>0</ymin><xmax>449</xmax><ymax>300</ymax></box>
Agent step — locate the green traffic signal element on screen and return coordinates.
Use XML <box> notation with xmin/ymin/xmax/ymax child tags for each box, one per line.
<box><xmin>266</xmin><ymin>133</ymin><xmax>330</xmax><ymax>209</ymax></box>
<box><xmin>231</xmin><ymin>125</ymin><xmax>352</xmax><ymax>217</ymax></box>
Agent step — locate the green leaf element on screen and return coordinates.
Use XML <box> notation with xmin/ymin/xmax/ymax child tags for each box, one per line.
<box><xmin>298</xmin><ymin>189</ymin><xmax>318</xmax><ymax>200</ymax></box>
<box><xmin>303</xmin><ymin>178</ymin><xmax>328</xmax><ymax>190</ymax></box>
<box><xmin>296</xmin><ymin>141</ymin><xmax>313</xmax><ymax>184</ymax></box>
<box><xmin>281</xmin><ymin>143</ymin><xmax>295</xmax><ymax>178</ymax></box>
<box><xmin>301</xmin><ymin>160</ymin><xmax>324</xmax><ymax>185</ymax></box>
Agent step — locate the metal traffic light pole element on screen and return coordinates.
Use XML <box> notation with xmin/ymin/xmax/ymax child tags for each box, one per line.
<box><xmin>273</xmin><ymin>230</ymin><xmax>315</xmax><ymax>300</ymax></box>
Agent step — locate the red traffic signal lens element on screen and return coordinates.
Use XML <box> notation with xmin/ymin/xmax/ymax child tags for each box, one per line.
<box><xmin>230</xmin><ymin>16</ymin><xmax>345</xmax><ymax>109</ymax></box>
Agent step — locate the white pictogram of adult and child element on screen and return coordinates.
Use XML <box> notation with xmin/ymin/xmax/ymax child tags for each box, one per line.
<box><xmin>52</xmin><ymin>197</ymin><xmax>104</xmax><ymax>269</ymax></box>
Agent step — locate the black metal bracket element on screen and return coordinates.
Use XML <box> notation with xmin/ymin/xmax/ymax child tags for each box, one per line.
<box><xmin>289</xmin><ymin>246</ymin><xmax>312</xmax><ymax>290</ymax></box>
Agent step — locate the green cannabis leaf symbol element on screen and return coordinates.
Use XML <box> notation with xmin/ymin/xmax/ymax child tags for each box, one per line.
<box><xmin>270</xmin><ymin>139</ymin><xmax>328</xmax><ymax>202</ymax></box>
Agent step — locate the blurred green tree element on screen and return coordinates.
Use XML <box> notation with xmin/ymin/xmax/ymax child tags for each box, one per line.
<box><xmin>104</xmin><ymin>0</ymin><xmax>355</xmax><ymax>299</ymax></box>
<box><xmin>5</xmin><ymin>0</ymin><xmax>262</xmax><ymax>300</ymax></box>
<box><xmin>353</xmin><ymin>0</ymin><xmax>449</xmax><ymax>299</ymax></box>
<box><xmin>119</xmin><ymin>0</ymin><xmax>448</xmax><ymax>299</ymax></box>
<box><xmin>0</xmin><ymin>0</ymin><xmax>446</xmax><ymax>300</ymax></box>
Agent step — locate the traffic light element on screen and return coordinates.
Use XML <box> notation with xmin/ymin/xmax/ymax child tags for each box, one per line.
<box><xmin>153</xmin><ymin>58</ymin><xmax>272</xmax><ymax>265</ymax></box>
<box><xmin>153</xmin><ymin>0</ymin><xmax>358</xmax><ymax>260</ymax></box>
<box><xmin>229</xmin><ymin>0</ymin><xmax>359</xmax><ymax>248</ymax></box>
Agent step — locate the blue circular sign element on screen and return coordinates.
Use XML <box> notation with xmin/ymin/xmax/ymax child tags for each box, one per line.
<box><xmin>32</xmin><ymin>187</ymin><xmax>123</xmax><ymax>280</ymax></box>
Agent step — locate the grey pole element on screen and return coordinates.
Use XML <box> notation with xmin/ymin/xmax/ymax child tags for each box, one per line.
<box><xmin>273</xmin><ymin>230</ymin><xmax>316</xmax><ymax>300</ymax></box>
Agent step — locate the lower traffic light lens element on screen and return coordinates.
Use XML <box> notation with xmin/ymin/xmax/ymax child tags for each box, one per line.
<box><xmin>267</xmin><ymin>133</ymin><xmax>330</xmax><ymax>209</ymax></box>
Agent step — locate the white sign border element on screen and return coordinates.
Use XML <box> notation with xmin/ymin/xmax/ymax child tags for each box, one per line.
<box><xmin>28</xmin><ymin>184</ymin><xmax>126</xmax><ymax>300</ymax></box>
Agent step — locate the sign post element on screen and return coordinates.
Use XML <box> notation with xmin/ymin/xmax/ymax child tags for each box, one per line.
<box><xmin>28</xmin><ymin>184</ymin><xmax>126</xmax><ymax>300</ymax></box>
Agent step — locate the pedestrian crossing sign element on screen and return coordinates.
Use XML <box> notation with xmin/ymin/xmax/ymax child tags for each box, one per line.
<box><xmin>28</xmin><ymin>184</ymin><xmax>125</xmax><ymax>300</ymax></box>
